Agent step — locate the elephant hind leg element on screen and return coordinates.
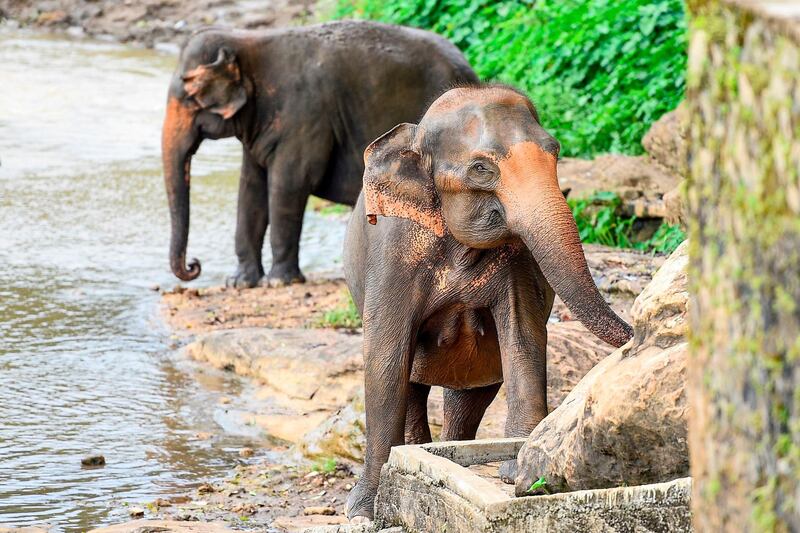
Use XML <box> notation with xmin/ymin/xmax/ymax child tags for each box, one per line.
<box><xmin>441</xmin><ymin>383</ymin><xmax>501</xmax><ymax>441</ymax></box>
<box><xmin>405</xmin><ymin>382</ymin><xmax>432</xmax><ymax>445</ymax></box>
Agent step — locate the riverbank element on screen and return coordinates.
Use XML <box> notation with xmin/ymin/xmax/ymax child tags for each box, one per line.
<box><xmin>0</xmin><ymin>0</ymin><xmax>321</xmax><ymax>48</ymax></box>
<box><xmin>137</xmin><ymin>242</ymin><xmax>664</xmax><ymax>531</ymax></box>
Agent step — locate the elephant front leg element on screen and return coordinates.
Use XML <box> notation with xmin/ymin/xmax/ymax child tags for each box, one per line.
<box><xmin>346</xmin><ymin>317</ymin><xmax>415</xmax><ymax>521</ymax></box>
<box><xmin>493</xmin><ymin>305</ymin><xmax>549</xmax><ymax>484</ymax></box>
<box><xmin>228</xmin><ymin>149</ymin><xmax>268</xmax><ymax>288</ymax></box>
<box><xmin>265</xmin><ymin>179</ymin><xmax>309</xmax><ymax>288</ymax></box>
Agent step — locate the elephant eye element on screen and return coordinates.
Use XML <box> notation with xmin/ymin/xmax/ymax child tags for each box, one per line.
<box><xmin>472</xmin><ymin>161</ymin><xmax>493</xmax><ymax>174</ymax></box>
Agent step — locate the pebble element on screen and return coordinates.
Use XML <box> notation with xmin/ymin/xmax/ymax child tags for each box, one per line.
<box><xmin>304</xmin><ymin>471</ymin><xmax>321</xmax><ymax>479</ymax></box>
<box><xmin>128</xmin><ymin>506</ymin><xmax>145</xmax><ymax>518</ymax></box>
<box><xmin>303</xmin><ymin>505</ymin><xmax>336</xmax><ymax>516</ymax></box>
<box><xmin>81</xmin><ymin>454</ymin><xmax>105</xmax><ymax>467</ymax></box>
<box><xmin>238</xmin><ymin>447</ymin><xmax>254</xmax><ymax>458</ymax></box>
<box><xmin>344</xmin><ymin>483</ymin><xmax>353</xmax><ymax>490</ymax></box>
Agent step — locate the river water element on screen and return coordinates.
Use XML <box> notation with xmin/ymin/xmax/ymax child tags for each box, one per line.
<box><xmin>0</xmin><ymin>28</ymin><xmax>346</xmax><ymax>531</ymax></box>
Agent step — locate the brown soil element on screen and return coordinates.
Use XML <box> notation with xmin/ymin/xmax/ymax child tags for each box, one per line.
<box><xmin>151</xmin><ymin>458</ymin><xmax>357</xmax><ymax>531</ymax></box>
<box><xmin>0</xmin><ymin>0</ymin><xmax>319</xmax><ymax>48</ymax></box>
<box><xmin>161</xmin><ymin>278</ymin><xmax>353</xmax><ymax>334</ymax></box>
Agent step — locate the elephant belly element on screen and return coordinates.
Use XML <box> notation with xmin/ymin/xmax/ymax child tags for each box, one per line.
<box><xmin>410</xmin><ymin>308</ymin><xmax>503</xmax><ymax>390</ymax></box>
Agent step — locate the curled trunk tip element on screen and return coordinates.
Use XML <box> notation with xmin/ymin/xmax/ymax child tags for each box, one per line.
<box><xmin>171</xmin><ymin>254</ymin><xmax>201</xmax><ymax>281</ymax></box>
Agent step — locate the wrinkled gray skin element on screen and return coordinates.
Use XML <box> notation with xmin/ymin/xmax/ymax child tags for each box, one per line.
<box><xmin>162</xmin><ymin>20</ymin><xmax>477</xmax><ymax>287</ymax></box>
<box><xmin>342</xmin><ymin>85</ymin><xmax>633</xmax><ymax>520</ymax></box>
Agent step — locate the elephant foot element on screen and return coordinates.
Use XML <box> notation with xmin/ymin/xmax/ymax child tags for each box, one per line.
<box><xmin>345</xmin><ymin>479</ymin><xmax>376</xmax><ymax>521</ymax></box>
<box><xmin>263</xmin><ymin>266</ymin><xmax>306</xmax><ymax>288</ymax></box>
<box><xmin>225</xmin><ymin>265</ymin><xmax>263</xmax><ymax>289</ymax></box>
<box><xmin>499</xmin><ymin>458</ymin><xmax>517</xmax><ymax>485</ymax></box>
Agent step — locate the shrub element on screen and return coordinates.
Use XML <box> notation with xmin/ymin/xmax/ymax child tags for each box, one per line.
<box><xmin>329</xmin><ymin>0</ymin><xmax>687</xmax><ymax>158</ymax></box>
<box><xmin>568</xmin><ymin>192</ymin><xmax>685</xmax><ymax>254</ymax></box>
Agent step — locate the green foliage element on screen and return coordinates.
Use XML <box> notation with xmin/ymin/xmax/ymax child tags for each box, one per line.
<box><xmin>307</xmin><ymin>196</ymin><xmax>352</xmax><ymax>217</ymax></box>
<box><xmin>527</xmin><ymin>476</ymin><xmax>550</xmax><ymax>495</ymax></box>
<box><xmin>569</xmin><ymin>192</ymin><xmax>685</xmax><ymax>254</ymax></box>
<box><xmin>329</xmin><ymin>0</ymin><xmax>687</xmax><ymax>157</ymax></box>
<box><xmin>316</xmin><ymin>292</ymin><xmax>362</xmax><ymax>329</ymax></box>
<box><xmin>312</xmin><ymin>457</ymin><xmax>339</xmax><ymax>474</ymax></box>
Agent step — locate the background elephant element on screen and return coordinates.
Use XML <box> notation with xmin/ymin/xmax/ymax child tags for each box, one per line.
<box><xmin>162</xmin><ymin>20</ymin><xmax>477</xmax><ymax>287</ymax></box>
<box><xmin>342</xmin><ymin>85</ymin><xmax>633</xmax><ymax>520</ymax></box>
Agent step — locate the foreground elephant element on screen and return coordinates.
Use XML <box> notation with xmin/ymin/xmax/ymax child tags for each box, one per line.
<box><xmin>163</xmin><ymin>21</ymin><xmax>476</xmax><ymax>287</ymax></box>
<box><xmin>342</xmin><ymin>85</ymin><xmax>633</xmax><ymax>520</ymax></box>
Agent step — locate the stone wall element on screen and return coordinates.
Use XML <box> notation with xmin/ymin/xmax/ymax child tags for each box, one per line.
<box><xmin>685</xmin><ymin>1</ymin><xmax>800</xmax><ymax>530</ymax></box>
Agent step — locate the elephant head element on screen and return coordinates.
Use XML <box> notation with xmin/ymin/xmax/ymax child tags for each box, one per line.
<box><xmin>362</xmin><ymin>85</ymin><xmax>632</xmax><ymax>347</ymax></box>
<box><xmin>162</xmin><ymin>32</ymin><xmax>251</xmax><ymax>281</ymax></box>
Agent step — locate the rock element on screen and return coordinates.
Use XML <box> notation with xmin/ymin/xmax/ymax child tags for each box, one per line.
<box><xmin>238</xmin><ymin>447</ymin><xmax>254</xmax><ymax>458</ymax></box>
<box><xmin>301</xmin><ymin>526</ymin><xmax>375</xmax><ymax>533</ymax></box>
<box><xmin>297</xmin><ymin>390</ymin><xmax>365</xmax><ymax>462</ymax></box>
<box><xmin>187</xmin><ymin>328</ymin><xmax>362</xmax><ymax>444</ymax></box>
<box><xmin>127</xmin><ymin>507</ymin><xmax>145</xmax><ymax>518</ymax></box>
<box><xmin>81</xmin><ymin>454</ymin><xmax>105</xmax><ymax>467</ymax></box>
<box><xmin>88</xmin><ymin>520</ymin><xmax>236</xmax><ymax>532</ymax></box>
<box><xmin>271</xmin><ymin>515</ymin><xmax>348</xmax><ymax>531</ymax></box>
<box><xmin>557</xmin><ymin>154</ymin><xmax>681</xmax><ymax>219</ymax></box>
<box><xmin>36</xmin><ymin>10</ymin><xmax>69</xmax><ymax>26</ymax></box>
<box><xmin>663</xmin><ymin>182</ymin><xmax>687</xmax><ymax>228</ymax></box>
<box><xmin>642</xmin><ymin>104</ymin><xmax>688</xmax><ymax>178</ymax></box>
<box><xmin>515</xmin><ymin>240</ymin><xmax>690</xmax><ymax>495</ymax></box>
<box><xmin>186</xmin><ymin>328</ymin><xmax>361</xmax><ymax>404</ymax></box>
<box><xmin>303</xmin><ymin>506</ymin><xmax>337</xmax><ymax>516</ymax></box>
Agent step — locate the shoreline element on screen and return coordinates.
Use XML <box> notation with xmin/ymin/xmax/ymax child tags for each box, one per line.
<box><xmin>0</xmin><ymin>0</ymin><xmax>321</xmax><ymax>49</ymax></box>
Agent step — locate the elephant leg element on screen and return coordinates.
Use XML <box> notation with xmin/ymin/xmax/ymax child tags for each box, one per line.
<box><xmin>405</xmin><ymin>382</ymin><xmax>432</xmax><ymax>445</ymax></box>
<box><xmin>346</xmin><ymin>314</ymin><xmax>415</xmax><ymax>521</ymax></box>
<box><xmin>441</xmin><ymin>383</ymin><xmax>502</xmax><ymax>441</ymax></box>
<box><xmin>264</xmin><ymin>136</ymin><xmax>333</xmax><ymax>287</ymax></box>
<box><xmin>493</xmin><ymin>299</ymin><xmax>549</xmax><ymax>484</ymax></box>
<box><xmin>228</xmin><ymin>148</ymin><xmax>268</xmax><ymax>288</ymax></box>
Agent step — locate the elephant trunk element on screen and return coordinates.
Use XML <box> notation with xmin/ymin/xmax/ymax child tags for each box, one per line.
<box><xmin>162</xmin><ymin>96</ymin><xmax>201</xmax><ymax>281</ymax></box>
<box><xmin>501</xmin><ymin>142</ymin><xmax>633</xmax><ymax>348</ymax></box>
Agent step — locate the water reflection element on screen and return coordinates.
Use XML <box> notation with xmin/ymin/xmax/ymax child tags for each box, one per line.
<box><xmin>0</xmin><ymin>28</ymin><xmax>346</xmax><ymax>531</ymax></box>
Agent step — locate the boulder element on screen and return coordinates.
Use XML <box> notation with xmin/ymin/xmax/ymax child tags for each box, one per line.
<box><xmin>515</xmin><ymin>240</ymin><xmax>689</xmax><ymax>496</ymax></box>
<box><xmin>557</xmin><ymin>155</ymin><xmax>681</xmax><ymax>219</ymax></box>
<box><xmin>642</xmin><ymin>104</ymin><xmax>688</xmax><ymax>178</ymax></box>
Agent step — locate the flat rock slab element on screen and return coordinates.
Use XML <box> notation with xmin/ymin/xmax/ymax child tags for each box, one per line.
<box><xmin>88</xmin><ymin>520</ymin><xmax>235</xmax><ymax>533</ymax></box>
<box><xmin>374</xmin><ymin>440</ymin><xmax>692</xmax><ymax>533</ymax></box>
<box><xmin>186</xmin><ymin>327</ymin><xmax>362</xmax><ymax>444</ymax></box>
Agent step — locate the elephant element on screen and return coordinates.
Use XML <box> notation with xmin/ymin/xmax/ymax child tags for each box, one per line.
<box><xmin>162</xmin><ymin>20</ymin><xmax>477</xmax><ymax>287</ymax></box>
<box><xmin>342</xmin><ymin>85</ymin><xmax>633</xmax><ymax>520</ymax></box>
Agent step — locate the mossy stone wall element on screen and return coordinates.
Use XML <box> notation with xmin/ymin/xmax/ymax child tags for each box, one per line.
<box><xmin>685</xmin><ymin>1</ymin><xmax>800</xmax><ymax>531</ymax></box>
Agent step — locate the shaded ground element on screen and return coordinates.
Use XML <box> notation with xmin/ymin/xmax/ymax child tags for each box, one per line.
<box><xmin>0</xmin><ymin>0</ymin><xmax>319</xmax><ymax>48</ymax></box>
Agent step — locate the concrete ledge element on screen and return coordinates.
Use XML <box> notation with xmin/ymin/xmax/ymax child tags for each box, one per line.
<box><xmin>375</xmin><ymin>439</ymin><xmax>692</xmax><ymax>533</ymax></box>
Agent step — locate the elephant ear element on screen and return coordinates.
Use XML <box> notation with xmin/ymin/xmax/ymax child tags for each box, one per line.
<box><xmin>363</xmin><ymin>123</ymin><xmax>446</xmax><ymax>237</ymax></box>
<box><xmin>182</xmin><ymin>47</ymin><xmax>247</xmax><ymax>119</ymax></box>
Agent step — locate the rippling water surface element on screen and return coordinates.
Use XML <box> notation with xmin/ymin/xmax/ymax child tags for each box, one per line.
<box><xmin>0</xmin><ymin>28</ymin><xmax>346</xmax><ymax>531</ymax></box>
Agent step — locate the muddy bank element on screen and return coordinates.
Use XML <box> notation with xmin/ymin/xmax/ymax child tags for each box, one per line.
<box><xmin>151</xmin><ymin>459</ymin><xmax>357</xmax><ymax>531</ymax></box>
<box><xmin>0</xmin><ymin>0</ymin><xmax>319</xmax><ymax>48</ymax></box>
<box><xmin>145</xmin><ymin>244</ymin><xmax>664</xmax><ymax>530</ymax></box>
<box><xmin>162</xmin><ymin>278</ymin><xmax>355</xmax><ymax>334</ymax></box>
